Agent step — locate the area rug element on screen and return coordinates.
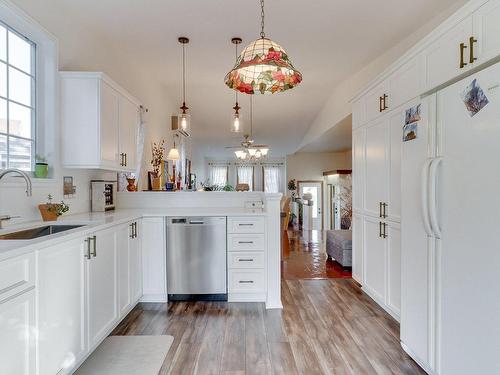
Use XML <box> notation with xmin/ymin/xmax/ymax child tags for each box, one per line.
<box><xmin>75</xmin><ymin>335</ymin><xmax>173</xmax><ymax>375</ymax></box>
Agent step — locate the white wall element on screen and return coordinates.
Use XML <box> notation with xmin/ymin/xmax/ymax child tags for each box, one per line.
<box><xmin>298</xmin><ymin>0</ymin><xmax>468</xmax><ymax>151</ymax></box>
<box><xmin>0</xmin><ymin>0</ymin><xmax>177</xmax><ymax>225</ymax></box>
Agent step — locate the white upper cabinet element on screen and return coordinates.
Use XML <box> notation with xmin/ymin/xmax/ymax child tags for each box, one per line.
<box><xmin>364</xmin><ymin>118</ymin><xmax>388</xmax><ymax>217</ymax></box>
<box><xmin>422</xmin><ymin>17</ymin><xmax>473</xmax><ymax>91</ymax></box>
<box><xmin>473</xmin><ymin>0</ymin><xmax>500</xmax><ymax>65</ymax></box>
<box><xmin>388</xmin><ymin>59</ymin><xmax>422</xmax><ymax>110</ymax></box>
<box><xmin>364</xmin><ymin>81</ymin><xmax>390</xmax><ymax>124</ymax></box>
<box><xmin>60</xmin><ymin>72</ymin><xmax>140</xmax><ymax>172</ymax></box>
<box><xmin>352</xmin><ymin>127</ymin><xmax>365</xmax><ymax>213</ymax></box>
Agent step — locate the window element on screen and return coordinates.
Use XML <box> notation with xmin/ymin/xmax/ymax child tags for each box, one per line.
<box><xmin>209</xmin><ymin>165</ymin><xmax>228</xmax><ymax>186</ymax></box>
<box><xmin>263</xmin><ymin>166</ymin><xmax>281</xmax><ymax>193</ymax></box>
<box><xmin>0</xmin><ymin>21</ymin><xmax>36</xmax><ymax>171</ymax></box>
<box><xmin>237</xmin><ymin>166</ymin><xmax>254</xmax><ymax>191</ymax></box>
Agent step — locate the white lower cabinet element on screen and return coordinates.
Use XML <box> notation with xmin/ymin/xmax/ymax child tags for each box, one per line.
<box><xmin>129</xmin><ymin>220</ymin><xmax>142</xmax><ymax>304</ymax></box>
<box><xmin>117</xmin><ymin>224</ymin><xmax>131</xmax><ymax>317</ymax></box>
<box><xmin>141</xmin><ymin>217</ymin><xmax>167</xmax><ymax>302</ymax></box>
<box><xmin>352</xmin><ymin>213</ymin><xmax>363</xmax><ymax>284</ymax></box>
<box><xmin>86</xmin><ymin>228</ymin><xmax>118</xmax><ymax>350</ymax></box>
<box><xmin>387</xmin><ymin>222</ymin><xmax>401</xmax><ymax>317</ymax></box>
<box><xmin>363</xmin><ymin>216</ymin><xmax>387</xmax><ymax>302</ymax></box>
<box><xmin>37</xmin><ymin>238</ymin><xmax>86</xmax><ymax>375</ymax></box>
<box><xmin>0</xmin><ymin>289</ymin><xmax>36</xmax><ymax>375</ymax></box>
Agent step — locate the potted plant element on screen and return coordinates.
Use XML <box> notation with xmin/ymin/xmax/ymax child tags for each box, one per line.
<box><xmin>38</xmin><ymin>194</ymin><xmax>70</xmax><ymax>222</ymax></box>
<box><xmin>287</xmin><ymin>178</ymin><xmax>297</xmax><ymax>199</ymax></box>
<box><xmin>150</xmin><ymin>140</ymin><xmax>165</xmax><ymax>190</ymax></box>
<box><xmin>35</xmin><ymin>154</ymin><xmax>49</xmax><ymax>178</ymax></box>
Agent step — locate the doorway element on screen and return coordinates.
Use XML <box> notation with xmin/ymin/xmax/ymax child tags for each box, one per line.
<box><xmin>297</xmin><ymin>180</ymin><xmax>323</xmax><ymax>231</ymax></box>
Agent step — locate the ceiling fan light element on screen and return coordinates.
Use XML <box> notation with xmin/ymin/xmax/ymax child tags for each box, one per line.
<box><xmin>260</xmin><ymin>148</ymin><xmax>269</xmax><ymax>156</ymax></box>
<box><xmin>248</xmin><ymin>148</ymin><xmax>257</xmax><ymax>156</ymax></box>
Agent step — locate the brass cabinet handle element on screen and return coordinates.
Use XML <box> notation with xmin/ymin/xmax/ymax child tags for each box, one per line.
<box><xmin>90</xmin><ymin>235</ymin><xmax>97</xmax><ymax>257</ymax></box>
<box><xmin>382</xmin><ymin>94</ymin><xmax>388</xmax><ymax>111</ymax></box>
<box><xmin>379</xmin><ymin>202</ymin><xmax>383</xmax><ymax>218</ymax></box>
<box><xmin>85</xmin><ymin>238</ymin><xmax>91</xmax><ymax>259</ymax></box>
<box><xmin>469</xmin><ymin>36</ymin><xmax>477</xmax><ymax>64</ymax></box>
<box><xmin>379</xmin><ymin>96</ymin><xmax>383</xmax><ymax>113</ymax></box>
<box><xmin>130</xmin><ymin>223</ymin><xmax>134</xmax><ymax>239</ymax></box>
<box><xmin>383</xmin><ymin>223</ymin><xmax>388</xmax><ymax>239</ymax></box>
<box><xmin>379</xmin><ymin>221</ymin><xmax>383</xmax><ymax>238</ymax></box>
<box><xmin>460</xmin><ymin>42</ymin><xmax>468</xmax><ymax>68</ymax></box>
<box><xmin>238</xmin><ymin>241</ymin><xmax>254</xmax><ymax>244</ymax></box>
<box><xmin>133</xmin><ymin>222</ymin><xmax>137</xmax><ymax>238</ymax></box>
<box><xmin>238</xmin><ymin>259</ymin><xmax>254</xmax><ymax>262</ymax></box>
<box><xmin>124</xmin><ymin>153</ymin><xmax>127</xmax><ymax>167</ymax></box>
<box><xmin>239</xmin><ymin>280</ymin><xmax>254</xmax><ymax>284</ymax></box>
<box><xmin>383</xmin><ymin>202</ymin><xmax>388</xmax><ymax>218</ymax></box>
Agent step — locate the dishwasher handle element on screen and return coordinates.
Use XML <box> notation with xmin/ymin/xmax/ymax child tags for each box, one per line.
<box><xmin>189</xmin><ymin>220</ymin><xmax>205</xmax><ymax>224</ymax></box>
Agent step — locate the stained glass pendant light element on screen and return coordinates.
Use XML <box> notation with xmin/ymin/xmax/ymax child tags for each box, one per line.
<box><xmin>230</xmin><ymin>38</ymin><xmax>243</xmax><ymax>133</ymax></box>
<box><xmin>178</xmin><ymin>37</ymin><xmax>191</xmax><ymax>132</ymax></box>
<box><xmin>225</xmin><ymin>0</ymin><xmax>302</xmax><ymax>95</ymax></box>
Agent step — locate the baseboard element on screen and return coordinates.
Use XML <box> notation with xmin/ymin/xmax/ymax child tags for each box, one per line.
<box><xmin>228</xmin><ymin>292</ymin><xmax>266</xmax><ymax>303</ymax></box>
<box><xmin>400</xmin><ymin>341</ymin><xmax>434</xmax><ymax>375</ymax></box>
<box><xmin>140</xmin><ymin>293</ymin><xmax>168</xmax><ymax>303</ymax></box>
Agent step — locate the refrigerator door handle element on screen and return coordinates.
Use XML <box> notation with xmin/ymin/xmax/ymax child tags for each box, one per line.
<box><xmin>429</xmin><ymin>157</ymin><xmax>443</xmax><ymax>238</ymax></box>
<box><xmin>421</xmin><ymin>158</ymin><xmax>433</xmax><ymax>236</ymax></box>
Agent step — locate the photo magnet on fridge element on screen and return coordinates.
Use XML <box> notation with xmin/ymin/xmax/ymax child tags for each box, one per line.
<box><xmin>403</xmin><ymin>122</ymin><xmax>418</xmax><ymax>142</ymax></box>
<box><xmin>405</xmin><ymin>104</ymin><xmax>422</xmax><ymax>125</ymax></box>
<box><xmin>461</xmin><ymin>78</ymin><xmax>489</xmax><ymax>117</ymax></box>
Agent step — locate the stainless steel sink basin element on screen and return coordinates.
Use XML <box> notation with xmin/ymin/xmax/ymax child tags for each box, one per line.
<box><xmin>0</xmin><ymin>225</ymin><xmax>84</xmax><ymax>240</ymax></box>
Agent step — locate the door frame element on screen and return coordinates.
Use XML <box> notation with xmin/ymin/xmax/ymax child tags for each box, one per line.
<box><xmin>297</xmin><ymin>180</ymin><xmax>324</xmax><ymax>230</ymax></box>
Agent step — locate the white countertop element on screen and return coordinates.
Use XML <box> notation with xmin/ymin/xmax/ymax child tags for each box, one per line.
<box><xmin>0</xmin><ymin>207</ymin><xmax>266</xmax><ymax>262</ymax></box>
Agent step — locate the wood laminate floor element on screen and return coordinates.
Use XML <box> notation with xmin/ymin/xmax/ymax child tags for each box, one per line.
<box><xmin>112</xmin><ymin>279</ymin><xmax>425</xmax><ymax>375</ymax></box>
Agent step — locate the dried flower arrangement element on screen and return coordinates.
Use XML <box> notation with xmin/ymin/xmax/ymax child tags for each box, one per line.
<box><xmin>151</xmin><ymin>140</ymin><xmax>165</xmax><ymax>177</ymax></box>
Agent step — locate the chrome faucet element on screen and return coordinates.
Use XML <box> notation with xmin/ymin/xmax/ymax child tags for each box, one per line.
<box><xmin>0</xmin><ymin>168</ymin><xmax>33</xmax><ymax>196</ymax></box>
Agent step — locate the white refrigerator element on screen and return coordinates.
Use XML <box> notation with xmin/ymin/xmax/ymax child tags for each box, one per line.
<box><xmin>401</xmin><ymin>61</ymin><xmax>500</xmax><ymax>375</ymax></box>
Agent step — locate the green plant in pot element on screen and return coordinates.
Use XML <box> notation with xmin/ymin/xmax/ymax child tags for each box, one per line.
<box><xmin>35</xmin><ymin>154</ymin><xmax>49</xmax><ymax>178</ymax></box>
<box><xmin>38</xmin><ymin>194</ymin><xmax>70</xmax><ymax>222</ymax></box>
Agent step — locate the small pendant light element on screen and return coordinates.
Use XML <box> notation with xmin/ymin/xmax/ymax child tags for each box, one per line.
<box><xmin>178</xmin><ymin>37</ymin><xmax>191</xmax><ymax>132</ymax></box>
<box><xmin>167</xmin><ymin>134</ymin><xmax>180</xmax><ymax>161</ymax></box>
<box><xmin>225</xmin><ymin>0</ymin><xmax>302</xmax><ymax>95</ymax></box>
<box><xmin>230</xmin><ymin>37</ymin><xmax>243</xmax><ymax>133</ymax></box>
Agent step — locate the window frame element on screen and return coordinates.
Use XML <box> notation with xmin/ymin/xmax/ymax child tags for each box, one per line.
<box><xmin>0</xmin><ymin>19</ymin><xmax>37</xmax><ymax>171</ymax></box>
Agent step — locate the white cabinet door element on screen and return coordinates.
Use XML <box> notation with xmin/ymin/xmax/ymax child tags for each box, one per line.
<box><xmin>388</xmin><ymin>107</ymin><xmax>404</xmax><ymax>222</ymax></box>
<box><xmin>99</xmin><ymin>81</ymin><xmax>120</xmax><ymax>168</ymax></box>
<box><xmin>363</xmin><ymin>216</ymin><xmax>386</xmax><ymax>303</ymax></box>
<box><xmin>119</xmin><ymin>96</ymin><xmax>139</xmax><ymax>172</ymax></box>
<box><xmin>387</xmin><ymin>222</ymin><xmax>401</xmax><ymax>318</ymax></box>
<box><xmin>352</xmin><ymin>213</ymin><xmax>363</xmax><ymax>284</ymax></box>
<box><xmin>352</xmin><ymin>127</ymin><xmax>365</xmax><ymax>213</ymax></box>
<box><xmin>388</xmin><ymin>59</ymin><xmax>422</xmax><ymax>110</ymax></box>
<box><xmin>422</xmin><ymin>17</ymin><xmax>473</xmax><ymax>91</ymax></box>
<box><xmin>141</xmin><ymin>217</ymin><xmax>167</xmax><ymax>302</ymax></box>
<box><xmin>117</xmin><ymin>224</ymin><xmax>131</xmax><ymax>317</ymax></box>
<box><xmin>364</xmin><ymin>118</ymin><xmax>388</xmax><ymax>217</ymax></box>
<box><xmin>473</xmin><ymin>0</ymin><xmax>500</xmax><ymax>65</ymax></box>
<box><xmin>37</xmin><ymin>238</ymin><xmax>87</xmax><ymax>375</ymax></box>
<box><xmin>0</xmin><ymin>290</ymin><xmax>36</xmax><ymax>375</ymax></box>
<box><xmin>364</xmin><ymin>82</ymin><xmax>389</xmax><ymax>123</ymax></box>
<box><xmin>87</xmin><ymin>228</ymin><xmax>118</xmax><ymax>350</ymax></box>
<box><xmin>130</xmin><ymin>220</ymin><xmax>143</xmax><ymax>304</ymax></box>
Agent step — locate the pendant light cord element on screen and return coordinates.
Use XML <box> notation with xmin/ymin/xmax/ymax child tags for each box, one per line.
<box><xmin>182</xmin><ymin>42</ymin><xmax>186</xmax><ymax>105</ymax></box>
<box><xmin>260</xmin><ymin>0</ymin><xmax>265</xmax><ymax>38</ymax></box>
<box><xmin>250</xmin><ymin>96</ymin><xmax>253</xmax><ymax>137</ymax></box>
<box><xmin>235</xmin><ymin>42</ymin><xmax>239</xmax><ymax>104</ymax></box>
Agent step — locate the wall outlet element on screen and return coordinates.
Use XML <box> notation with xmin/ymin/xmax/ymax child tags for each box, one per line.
<box><xmin>245</xmin><ymin>201</ymin><xmax>263</xmax><ymax>209</ymax></box>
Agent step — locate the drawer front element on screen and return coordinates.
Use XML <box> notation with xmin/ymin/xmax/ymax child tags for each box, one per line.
<box><xmin>229</xmin><ymin>269</ymin><xmax>265</xmax><ymax>293</ymax></box>
<box><xmin>228</xmin><ymin>252</ymin><xmax>265</xmax><ymax>269</ymax></box>
<box><xmin>0</xmin><ymin>253</ymin><xmax>35</xmax><ymax>302</ymax></box>
<box><xmin>228</xmin><ymin>217</ymin><xmax>265</xmax><ymax>234</ymax></box>
<box><xmin>228</xmin><ymin>234</ymin><xmax>265</xmax><ymax>252</ymax></box>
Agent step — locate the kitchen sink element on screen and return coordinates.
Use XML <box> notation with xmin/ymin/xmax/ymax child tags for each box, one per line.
<box><xmin>0</xmin><ymin>225</ymin><xmax>85</xmax><ymax>240</ymax></box>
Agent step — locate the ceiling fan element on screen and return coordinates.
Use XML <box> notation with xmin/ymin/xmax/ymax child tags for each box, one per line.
<box><xmin>225</xmin><ymin>134</ymin><xmax>268</xmax><ymax>150</ymax></box>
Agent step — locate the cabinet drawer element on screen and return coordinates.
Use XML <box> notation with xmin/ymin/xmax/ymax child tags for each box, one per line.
<box><xmin>0</xmin><ymin>253</ymin><xmax>35</xmax><ymax>302</ymax></box>
<box><xmin>229</xmin><ymin>269</ymin><xmax>265</xmax><ymax>293</ymax></box>
<box><xmin>228</xmin><ymin>217</ymin><xmax>265</xmax><ymax>234</ymax></box>
<box><xmin>228</xmin><ymin>234</ymin><xmax>265</xmax><ymax>251</ymax></box>
<box><xmin>228</xmin><ymin>252</ymin><xmax>265</xmax><ymax>269</ymax></box>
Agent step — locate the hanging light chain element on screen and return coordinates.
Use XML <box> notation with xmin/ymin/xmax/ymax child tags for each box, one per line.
<box><xmin>250</xmin><ymin>95</ymin><xmax>253</xmax><ymax>137</ymax></box>
<box><xmin>260</xmin><ymin>0</ymin><xmax>265</xmax><ymax>38</ymax></box>
<box><xmin>235</xmin><ymin>41</ymin><xmax>239</xmax><ymax>104</ymax></box>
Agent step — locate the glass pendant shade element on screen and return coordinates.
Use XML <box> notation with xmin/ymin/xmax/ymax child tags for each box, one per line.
<box><xmin>167</xmin><ymin>146</ymin><xmax>180</xmax><ymax>161</ymax></box>
<box><xmin>178</xmin><ymin>113</ymin><xmax>191</xmax><ymax>132</ymax></box>
<box><xmin>231</xmin><ymin>113</ymin><xmax>242</xmax><ymax>133</ymax></box>
<box><xmin>260</xmin><ymin>148</ymin><xmax>269</xmax><ymax>156</ymax></box>
<box><xmin>225</xmin><ymin>38</ymin><xmax>302</xmax><ymax>95</ymax></box>
<box><xmin>248</xmin><ymin>148</ymin><xmax>257</xmax><ymax>156</ymax></box>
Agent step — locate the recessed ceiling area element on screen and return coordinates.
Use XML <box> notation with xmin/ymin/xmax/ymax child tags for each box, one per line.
<box><xmin>12</xmin><ymin>0</ymin><xmax>463</xmax><ymax>158</ymax></box>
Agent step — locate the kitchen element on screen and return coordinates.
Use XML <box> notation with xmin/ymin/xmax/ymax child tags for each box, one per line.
<box><xmin>1</xmin><ymin>0</ymin><xmax>500</xmax><ymax>374</ymax></box>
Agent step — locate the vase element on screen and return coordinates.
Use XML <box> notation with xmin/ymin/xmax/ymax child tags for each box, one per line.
<box><xmin>38</xmin><ymin>204</ymin><xmax>59</xmax><ymax>222</ymax></box>
<box><xmin>126</xmin><ymin>178</ymin><xmax>136</xmax><ymax>192</ymax></box>
<box><xmin>151</xmin><ymin>176</ymin><xmax>161</xmax><ymax>190</ymax></box>
<box><xmin>35</xmin><ymin>163</ymin><xmax>49</xmax><ymax>178</ymax></box>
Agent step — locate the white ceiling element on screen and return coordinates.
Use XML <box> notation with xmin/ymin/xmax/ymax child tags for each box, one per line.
<box><xmin>13</xmin><ymin>0</ymin><xmax>461</xmax><ymax>158</ymax></box>
<box><xmin>299</xmin><ymin>115</ymin><xmax>352</xmax><ymax>153</ymax></box>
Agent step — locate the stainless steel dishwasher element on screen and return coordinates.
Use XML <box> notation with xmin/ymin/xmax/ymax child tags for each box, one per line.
<box><xmin>166</xmin><ymin>216</ymin><xmax>227</xmax><ymax>301</ymax></box>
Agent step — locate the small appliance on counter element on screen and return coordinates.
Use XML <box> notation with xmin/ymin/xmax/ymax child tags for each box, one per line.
<box><xmin>90</xmin><ymin>180</ymin><xmax>116</xmax><ymax>212</ymax></box>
